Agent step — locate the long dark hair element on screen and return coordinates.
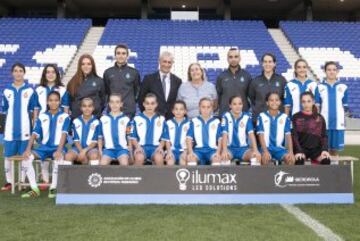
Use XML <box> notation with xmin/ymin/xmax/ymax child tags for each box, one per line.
<box><xmin>40</xmin><ymin>64</ymin><xmax>63</xmax><ymax>87</ymax></box>
<box><xmin>67</xmin><ymin>54</ymin><xmax>98</xmax><ymax>97</ymax></box>
<box><xmin>300</xmin><ymin>91</ymin><xmax>317</xmax><ymax>114</ymax></box>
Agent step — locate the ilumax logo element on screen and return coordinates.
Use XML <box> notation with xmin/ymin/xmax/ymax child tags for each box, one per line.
<box><xmin>176</xmin><ymin>169</ymin><xmax>237</xmax><ymax>191</ymax></box>
<box><xmin>191</xmin><ymin>170</ymin><xmax>237</xmax><ymax>184</ymax></box>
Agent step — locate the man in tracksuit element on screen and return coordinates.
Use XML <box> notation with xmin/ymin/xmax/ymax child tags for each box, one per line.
<box><xmin>216</xmin><ymin>47</ymin><xmax>252</xmax><ymax>116</ymax></box>
<box><xmin>103</xmin><ymin>44</ymin><xmax>141</xmax><ymax>117</ymax></box>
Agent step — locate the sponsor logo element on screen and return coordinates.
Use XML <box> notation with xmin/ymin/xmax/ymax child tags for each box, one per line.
<box><xmin>240</xmin><ymin>121</ymin><xmax>244</xmax><ymax>128</ymax></box>
<box><xmin>274</xmin><ymin>170</ymin><xmax>320</xmax><ymax>188</ymax></box>
<box><xmin>176</xmin><ymin>169</ymin><xmax>191</xmax><ymax>191</ymax></box>
<box><xmin>88</xmin><ymin>173</ymin><xmax>103</xmax><ymax>188</ymax></box>
<box><xmin>88</xmin><ymin>172</ymin><xmax>143</xmax><ymax>188</ymax></box>
<box><xmin>176</xmin><ymin>168</ymin><xmax>237</xmax><ymax>191</ymax></box>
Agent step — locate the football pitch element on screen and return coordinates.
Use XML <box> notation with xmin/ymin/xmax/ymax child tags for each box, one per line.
<box><xmin>1</xmin><ymin>146</ymin><xmax>359</xmax><ymax>241</ymax></box>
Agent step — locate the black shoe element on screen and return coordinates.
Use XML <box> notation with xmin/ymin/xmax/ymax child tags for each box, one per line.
<box><xmin>295</xmin><ymin>158</ymin><xmax>305</xmax><ymax>165</ymax></box>
<box><xmin>320</xmin><ymin>158</ymin><xmax>331</xmax><ymax>165</ymax></box>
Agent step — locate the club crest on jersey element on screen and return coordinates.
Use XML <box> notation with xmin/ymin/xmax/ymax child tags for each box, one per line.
<box><xmin>23</xmin><ymin>92</ymin><xmax>28</xmax><ymax>98</ymax></box>
<box><xmin>157</xmin><ymin>120</ymin><xmax>162</xmax><ymax>127</ymax></box>
<box><xmin>92</xmin><ymin>81</ymin><xmax>97</xmax><ymax>87</ymax></box>
<box><xmin>338</xmin><ymin>87</ymin><xmax>343</xmax><ymax>92</ymax></box>
<box><xmin>125</xmin><ymin>73</ymin><xmax>131</xmax><ymax>79</ymax></box>
<box><xmin>183</xmin><ymin>126</ymin><xmax>188</xmax><ymax>132</ymax></box>
<box><xmin>279</xmin><ymin>119</ymin><xmax>284</xmax><ymax>125</ymax></box>
<box><xmin>90</xmin><ymin>123</ymin><xmax>97</xmax><ymax>130</ymax></box>
<box><xmin>240</xmin><ymin>121</ymin><xmax>245</xmax><ymax>128</ymax></box>
<box><xmin>58</xmin><ymin>117</ymin><xmax>64</xmax><ymax>123</ymax></box>
<box><xmin>275</xmin><ymin>81</ymin><xmax>279</xmax><ymax>87</ymax></box>
<box><xmin>211</xmin><ymin>124</ymin><xmax>217</xmax><ymax>130</ymax></box>
<box><xmin>120</xmin><ymin>120</ymin><xmax>125</xmax><ymax>126</ymax></box>
<box><xmin>240</xmin><ymin>77</ymin><xmax>244</xmax><ymax>82</ymax></box>
<box><xmin>76</xmin><ymin>124</ymin><xmax>81</xmax><ymax>129</ymax></box>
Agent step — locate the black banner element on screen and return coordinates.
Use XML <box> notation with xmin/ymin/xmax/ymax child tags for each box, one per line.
<box><xmin>58</xmin><ymin>165</ymin><xmax>352</xmax><ymax>194</ymax></box>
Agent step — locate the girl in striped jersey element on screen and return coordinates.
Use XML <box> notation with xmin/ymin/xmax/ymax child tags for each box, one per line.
<box><xmin>221</xmin><ymin>95</ymin><xmax>261</xmax><ymax>165</ymax></box>
<box><xmin>99</xmin><ymin>94</ymin><xmax>131</xmax><ymax>166</ymax></box>
<box><xmin>317</xmin><ymin>61</ymin><xmax>348</xmax><ymax>156</ymax></box>
<box><xmin>22</xmin><ymin>91</ymin><xmax>70</xmax><ymax>198</ymax></box>
<box><xmin>186</xmin><ymin>97</ymin><xmax>222</xmax><ymax>165</ymax></box>
<box><xmin>257</xmin><ymin>92</ymin><xmax>295</xmax><ymax>165</ymax></box>
<box><xmin>34</xmin><ymin>64</ymin><xmax>70</xmax><ymax>186</ymax></box>
<box><xmin>65</xmin><ymin>98</ymin><xmax>101</xmax><ymax>165</ymax></box>
<box><xmin>284</xmin><ymin>59</ymin><xmax>319</xmax><ymax>116</ymax></box>
<box><xmin>162</xmin><ymin>100</ymin><xmax>190</xmax><ymax>165</ymax></box>
<box><xmin>1</xmin><ymin>63</ymin><xmax>38</xmax><ymax>192</ymax></box>
<box><xmin>129</xmin><ymin>93</ymin><xmax>167</xmax><ymax>166</ymax></box>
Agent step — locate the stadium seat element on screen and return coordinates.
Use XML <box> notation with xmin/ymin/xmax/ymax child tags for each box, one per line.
<box><xmin>0</xmin><ymin>18</ymin><xmax>91</xmax><ymax>88</ymax></box>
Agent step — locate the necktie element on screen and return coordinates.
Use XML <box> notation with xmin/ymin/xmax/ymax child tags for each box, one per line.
<box><xmin>162</xmin><ymin>74</ymin><xmax>167</xmax><ymax>100</ymax></box>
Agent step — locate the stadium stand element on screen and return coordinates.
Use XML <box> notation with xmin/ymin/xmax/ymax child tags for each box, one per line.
<box><xmin>93</xmin><ymin>19</ymin><xmax>291</xmax><ymax>83</ymax></box>
<box><xmin>0</xmin><ymin>18</ymin><xmax>91</xmax><ymax>88</ymax></box>
<box><xmin>280</xmin><ymin>21</ymin><xmax>360</xmax><ymax>117</ymax></box>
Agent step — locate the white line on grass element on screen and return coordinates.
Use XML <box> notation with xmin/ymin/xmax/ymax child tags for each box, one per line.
<box><xmin>281</xmin><ymin>204</ymin><xmax>344</xmax><ymax>241</ymax></box>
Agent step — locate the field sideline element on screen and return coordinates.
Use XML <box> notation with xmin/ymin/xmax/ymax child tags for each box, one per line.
<box><xmin>1</xmin><ymin>146</ymin><xmax>359</xmax><ymax>241</ymax></box>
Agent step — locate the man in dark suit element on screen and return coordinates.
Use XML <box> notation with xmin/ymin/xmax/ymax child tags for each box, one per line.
<box><xmin>138</xmin><ymin>51</ymin><xmax>182</xmax><ymax>119</ymax></box>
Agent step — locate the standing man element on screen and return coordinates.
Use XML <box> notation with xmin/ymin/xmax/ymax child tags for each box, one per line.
<box><xmin>103</xmin><ymin>44</ymin><xmax>141</xmax><ymax>117</ymax></box>
<box><xmin>216</xmin><ymin>47</ymin><xmax>252</xmax><ymax>116</ymax></box>
<box><xmin>138</xmin><ymin>51</ymin><xmax>182</xmax><ymax>119</ymax></box>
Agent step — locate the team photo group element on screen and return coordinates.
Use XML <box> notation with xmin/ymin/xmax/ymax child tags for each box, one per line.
<box><xmin>1</xmin><ymin>43</ymin><xmax>348</xmax><ymax>199</ymax></box>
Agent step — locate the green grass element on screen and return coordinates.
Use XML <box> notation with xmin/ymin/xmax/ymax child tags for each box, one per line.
<box><xmin>297</xmin><ymin>146</ymin><xmax>360</xmax><ymax>241</ymax></box>
<box><xmin>1</xmin><ymin>146</ymin><xmax>359</xmax><ymax>241</ymax></box>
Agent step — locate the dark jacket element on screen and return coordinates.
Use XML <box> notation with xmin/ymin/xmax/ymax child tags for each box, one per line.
<box><xmin>138</xmin><ymin>71</ymin><xmax>182</xmax><ymax>119</ymax></box>
<box><xmin>70</xmin><ymin>74</ymin><xmax>105</xmax><ymax>119</ymax></box>
<box><xmin>103</xmin><ymin>63</ymin><xmax>141</xmax><ymax>117</ymax></box>
<box><xmin>249</xmin><ymin>73</ymin><xmax>287</xmax><ymax>118</ymax></box>
<box><xmin>216</xmin><ymin>66</ymin><xmax>252</xmax><ymax>115</ymax></box>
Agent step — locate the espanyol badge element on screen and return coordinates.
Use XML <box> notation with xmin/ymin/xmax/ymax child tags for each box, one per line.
<box><xmin>59</xmin><ymin>117</ymin><xmax>64</xmax><ymax>123</ymax></box>
<box><xmin>24</xmin><ymin>92</ymin><xmax>28</xmax><ymax>98</ymax></box>
<box><xmin>157</xmin><ymin>120</ymin><xmax>162</xmax><ymax>127</ymax></box>
<box><xmin>125</xmin><ymin>73</ymin><xmax>131</xmax><ymax>79</ymax></box>
<box><xmin>240</xmin><ymin>121</ymin><xmax>244</xmax><ymax>128</ymax></box>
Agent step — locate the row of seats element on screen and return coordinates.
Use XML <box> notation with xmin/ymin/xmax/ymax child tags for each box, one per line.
<box><xmin>95</xmin><ymin>19</ymin><xmax>290</xmax><ymax>83</ymax></box>
<box><xmin>0</xmin><ymin>18</ymin><xmax>91</xmax><ymax>85</ymax></box>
